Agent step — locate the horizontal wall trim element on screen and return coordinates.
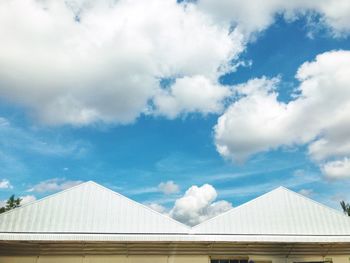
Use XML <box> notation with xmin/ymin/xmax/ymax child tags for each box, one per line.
<box><xmin>1</xmin><ymin>241</ymin><xmax>350</xmax><ymax>256</ymax></box>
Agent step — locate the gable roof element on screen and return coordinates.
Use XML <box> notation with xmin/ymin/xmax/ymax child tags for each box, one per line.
<box><xmin>0</xmin><ymin>181</ymin><xmax>188</xmax><ymax>234</ymax></box>
<box><xmin>0</xmin><ymin>183</ymin><xmax>350</xmax><ymax>243</ymax></box>
<box><xmin>191</xmin><ymin>186</ymin><xmax>350</xmax><ymax>236</ymax></box>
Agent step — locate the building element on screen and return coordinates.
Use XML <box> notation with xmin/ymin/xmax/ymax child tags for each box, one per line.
<box><xmin>0</xmin><ymin>181</ymin><xmax>349</xmax><ymax>263</ymax></box>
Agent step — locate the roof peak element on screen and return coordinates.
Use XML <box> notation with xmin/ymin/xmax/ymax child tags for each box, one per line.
<box><xmin>0</xmin><ymin>180</ymin><xmax>190</xmax><ymax>233</ymax></box>
<box><xmin>192</xmin><ymin>185</ymin><xmax>350</xmax><ymax>229</ymax></box>
<box><xmin>191</xmin><ymin>185</ymin><xmax>350</xmax><ymax>235</ymax></box>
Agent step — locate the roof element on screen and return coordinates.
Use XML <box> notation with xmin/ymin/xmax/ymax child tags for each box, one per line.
<box><xmin>1</xmin><ymin>183</ymin><xmax>350</xmax><ymax>243</ymax></box>
<box><xmin>191</xmin><ymin>186</ymin><xmax>350</xmax><ymax>236</ymax></box>
<box><xmin>0</xmin><ymin>181</ymin><xmax>188</xmax><ymax>234</ymax></box>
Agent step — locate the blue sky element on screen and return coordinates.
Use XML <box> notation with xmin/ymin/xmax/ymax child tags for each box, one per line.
<box><xmin>0</xmin><ymin>0</ymin><xmax>350</xmax><ymax>225</ymax></box>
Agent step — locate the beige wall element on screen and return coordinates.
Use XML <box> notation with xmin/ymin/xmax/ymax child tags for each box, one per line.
<box><xmin>85</xmin><ymin>255</ymin><xmax>126</xmax><ymax>263</ymax></box>
<box><xmin>37</xmin><ymin>256</ymin><xmax>85</xmax><ymax>263</ymax></box>
<box><xmin>0</xmin><ymin>255</ymin><xmax>348</xmax><ymax>263</ymax></box>
<box><xmin>0</xmin><ymin>257</ymin><xmax>37</xmax><ymax>263</ymax></box>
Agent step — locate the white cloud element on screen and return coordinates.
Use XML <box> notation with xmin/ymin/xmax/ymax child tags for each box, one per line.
<box><xmin>28</xmin><ymin>178</ymin><xmax>83</xmax><ymax>193</ymax></box>
<box><xmin>169</xmin><ymin>184</ymin><xmax>232</xmax><ymax>226</ymax></box>
<box><xmin>197</xmin><ymin>0</ymin><xmax>350</xmax><ymax>39</ymax></box>
<box><xmin>0</xmin><ymin>0</ymin><xmax>243</xmax><ymax>125</ymax></box>
<box><xmin>20</xmin><ymin>195</ymin><xmax>37</xmax><ymax>205</ymax></box>
<box><xmin>154</xmin><ymin>76</ymin><xmax>231</xmax><ymax>118</ymax></box>
<box><xmin>1</xmin><ymin>0</ymin><xmax>350</xmax><ymax>127</ymax></box>
<box><xmin>158</xmin><ymin>181</ymin><xmax>180</xmax><ymax>195</ymax></box>
<box><xmin>215</xmin><ymin>77</ymin><xmax>288</xmax><ymax>162</ymax></box>
<box><xmin>321</xmin><ymin>158</ymin><xmax>350</xmax><ymax>179</ymax></box>
<box><xmin>214</xmin><ymin>50</ymin><xmax>350</xmax><ymax>178</ymax></box>
<box><xmin>0</xmin><ymin>179</ymin><xmax>12</xmax><ymax>189</ymax></box>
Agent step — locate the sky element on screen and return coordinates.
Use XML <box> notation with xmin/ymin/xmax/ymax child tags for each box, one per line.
<box><xmin>0</xmin><ymin>0</ymin><xmax>350</xmax><ymax>226</ymax></box>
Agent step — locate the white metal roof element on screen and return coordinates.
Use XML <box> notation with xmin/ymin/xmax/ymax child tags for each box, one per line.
<box><xmin>1</xmin><ymin>183</ymin><xmax>350</xmax><ymax>243</ymax></box>
<box><xmin>191</xmin><ymin>186</ymin><xmax>350</xmax><ymax>236</ymax></box>
<box><xmin>0</xmin><ymin>181</ymin><xmax>189</xmax><ymax>234</ymax></box>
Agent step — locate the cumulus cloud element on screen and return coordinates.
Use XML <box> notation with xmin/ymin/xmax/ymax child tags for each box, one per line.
<box><xmin>215</xmin><ymin>77</ymin><xmax>287</xmax><ymax>162</ymax></box>
<box><xmin>158</xmin><ymin>181</ymin><xmax>180</xmax><ymax>195</ymax></box>
<box><xmin>214</xmin><ymin>50</ymin><xmax>350</xmax><ymax>179</ymax></box>
<box><xmin>0</xmin><ymin>179</ymin><xmax>12</xmax><ymax>189</ymax></box>
<box><xmin>169</xmin><ymin>184</ymin><xmax>232</xmax><ymax>226</ymax></box>
<box><xmin>154</xmin><ymin>76</ymin><xmax>231</xmax><ymax>118</ymax></box>
<box><xmin>321</xmin><ymin>158</ymin><xmax>350</xmax><ymax>179</ymax></box>
<box><xmin>197</xmin><ymin>0</ymin><xmax>350</xmax><ymax>39</ymax></box>
<box><xmin>2</xmin><ymin>0</ymin><xmax>349</xmax><ymax>126</ymax></box>
<box><xmin>0</xmin><ymin>0</ymin><xmax>243</xmax><ymax>125</ymax></box>
<box><xmin>28</xmin><ymin>178</ymin><xmax>83</xmax><ymax>193</ymax></box>
<box><xmin>1</xmin><ymin>0</ymin><xmax>350</xmax><ymax>126</ymax></box>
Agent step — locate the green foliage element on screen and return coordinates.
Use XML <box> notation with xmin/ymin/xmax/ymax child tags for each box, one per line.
<box><xmin>340</xmin><ymin>200</ymin><xmax>350</xmax><ymax>216</ymax></box>
<box><xmin>0</xmin><ymin>195</ymin><xmax>22</xmax><ymax>214</ymax></box>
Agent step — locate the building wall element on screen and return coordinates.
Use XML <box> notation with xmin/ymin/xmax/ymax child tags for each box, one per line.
<box><xmin>0</xmin><ymin>255</ymin><xmax>349</xmax><ymax>263</ymax></box>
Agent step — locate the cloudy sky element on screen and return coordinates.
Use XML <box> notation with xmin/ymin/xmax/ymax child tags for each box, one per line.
<box><xmin>1</xmin><ymin>0</ymin><xmax>350</xmax><ymax>226</ymax></box>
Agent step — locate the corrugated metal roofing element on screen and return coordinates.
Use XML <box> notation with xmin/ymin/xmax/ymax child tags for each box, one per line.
<box><xmin>0</xmin><ymin>181</ymin><xmax>188</xmax><ymax>234</ymax></box>
<box><xmin>191</xmin><ymin>186</ymin><xmax>350</xmax><ymax>236</ymax></box>
<box><xmin>0</xmin><ymin>183</ymin><xmax>350</xmax><ymax>243</ymax></box>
